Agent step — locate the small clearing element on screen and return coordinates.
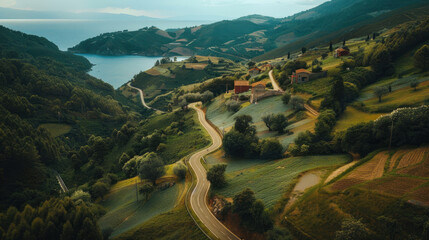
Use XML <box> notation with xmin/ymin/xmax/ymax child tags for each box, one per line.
<box><xmin>39</xmin><ymin>123</ymin><xmax>72</xmax><ymax>137</ymax></box>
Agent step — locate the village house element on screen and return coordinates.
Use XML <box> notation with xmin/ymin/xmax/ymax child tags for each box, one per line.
<box><xmin>334</xmin><ymin>48</ymin><xmax>350</xmax><ymax>58</ymax></box>
<box><xmin>234</xmin><ymin>81</ymin><xmax>250</xmax><ymax>94</ymax></box>
<box><xmin>249</xmin><ymin>67</ymin><xmax>261</xmax><ymax>76</ymax></box>
<box><xmin>290</xmin><ymin>69</ymin><xmax>328</xmax><ymax>84</ymax></box>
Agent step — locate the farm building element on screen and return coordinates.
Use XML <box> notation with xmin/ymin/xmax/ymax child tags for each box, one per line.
<box><xmin>234</xmin><ymin>81</ymin><xmax>250</xmax><ymax>94</ymax></box>
<box><xmin>290</xmin><ymin>69</ymin><xmax>327</xmax><ymax>84</ymax></box>
<box><xmin>250</xmin><ymin>81</ymin><xmax>282</xmax><ymax>103</ymax></box>
<box><xmin>334</xmin><ymin>48</ymin><xmax>350</xmax><ymax>58</ymax></box>
<box><xmin>249</xmin><ymin>67</ymin><xmax>261</xmax><ymax>76</ymax></box>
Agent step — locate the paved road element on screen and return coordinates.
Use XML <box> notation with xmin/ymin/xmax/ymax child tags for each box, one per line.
<box><xmin>127</xmin><ymin>82</ymin><xmax>164</xmax><ymax>113</ymax></box>
<box><xmin>269</xmin><ymin>70</ymin><xmax>283</xmax><ymax>92</ymax></box>
<box><xmin>188</xmin><ymin>103</ymin><xmax>240</xmax><ymax>240</ymax></box>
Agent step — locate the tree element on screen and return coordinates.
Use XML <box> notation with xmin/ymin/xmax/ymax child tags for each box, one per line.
<box><xmin>290</xmin><ymin>96</ymin><xmax>305</xmax><ymax>110</ymax></box>
<box><xmin>173</xmin><ymin>162</ymin><xmax>187</xmax><ymax>180</ymax></box>
<box><xmin>138</xmin><ymin>152</ymin><xmax>165</xmax><ymax>185</ymax></box>
<box><xmin>329</xmin><ymin>41</ymin><xmax>333</xmax><ymax>52</ymax></box>
<box><xmin>91</xmin><ymin>182</ymin><xmax>109</xmax><ymax>200</ymax></box>
<box><xmin>282</xmin><ymin>93</ymin><xmax>291</xmax><ymax>105</ymax></box>
<box><xmin>179</xmin><ymin>99</ymin><xmax>188</xmax><ymax>110</ymax></box>
<box><xmin>119</xmin><ymin>153</ymin><xmax>130</xmax><ymax>166</ymax></box>
<box><xmin>287</xmin><ymin>52</ymin><xmax>290</xmax><ymax>59</ymax></box>
<box><xmin>225</xmin><ymin>100</ymin><xmax>241</xmax><ymax>112</ymax></box>
<box><xmin>414</xmin><ymin>44</ymin><xmax>429</xmax><ymax>70</ymax></box>
<box><xmin>139</xmin><ymin>184</ymin><xmax>154</xmax><ymax>200</ymax></box>
<box><xmin>301</xmin><ymin>47</ymin><xmax>307</xmax><ymax>54</ymax></box>
<box><xmin>60</xmin><ymin>221</ymin><xmax>74</xmax><ymax>240</ymax></box>
<box><xmin>137</xmin><ymin>152</ymin><xmax>165</xmax><ymax>185</ymax></box>
<box><xmin>234</xmin><ymin>115</ymin><xmax>253</xmax><ymax>134</ymax></box>
<box><xmin>410</xmin><ymin>80</ymin><xmax>419</xmax><ymax>91</ymax></box>
<box><xmin>262</xmin><ymin>114</ymin><xmax>274</xmax><ymax>131</ymax></box>
<box><xmin>377</xmin><ymin>216</ymin><xmax>398</xmax><ymax>240</ymax></box>
<box><xmin>335</xmin><ymin>218</ymin><xmax>369</xmax><ymax>240</ymax></box>
<box><xmin>373</xmin><ymin>86</ymin><xmax>389</xmax><ymax>102</ymax></box>
<box><xmin>321</xmin><ymin>53</ymin><xmax>328</xmax><ymax>59</ymax></box>
<box><xmin>154</xmin><ymin>60</ymin><xmax>160</xmax><ymax>66</ymax></box>
<box><xmin>232</xmin><ymin>188</ymin><xmax>272</xmax><ymax>233</ymax></box>
<box><xmin>233</xmin><ymin>188</ymin><xmax>255</xmax><ymax>218</ymax></box>
<box><xmin>366</xmin><ymin>35</ymin><xmax>370</xmax><ymax>42</ymax></box>
<box><xmin>207</xmin><ymin>164</ymin><xmax>227</xmax><ymax>188</ymax></box>
<box><xmin>343</xmin><ymin>39</ymin><xmax>346</xmax><ymax>46</ymax></box>
<box><xmin>372</xmin><ymin>32</ymin><xmax>376</xmax><ymax>40</ymax></box>
<box><xmin>259</xmin><ymin>138</ymin><xmax>283</xmax><ymax>159</ymax></box>
<box><xmin>247</xmin><ymin>61</ymin><xmax>256</xmax><ymax>68</ymax></box>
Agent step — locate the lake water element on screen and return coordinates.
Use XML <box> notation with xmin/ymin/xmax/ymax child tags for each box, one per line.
<box><xmin>0</xmin><ymin>19</ymin><xmax>207</xmax><ymax>88</ymax></box>
<box><xmin>78</xmin><ymin>54</ymin><xmax>188</xmax><ymax>89</ymax></box>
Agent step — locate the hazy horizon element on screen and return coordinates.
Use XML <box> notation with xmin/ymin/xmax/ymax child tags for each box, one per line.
<box><xmin>0</xmin><ymin>0</ymin><xmax>329</xmax><ymax>20</ymax></box>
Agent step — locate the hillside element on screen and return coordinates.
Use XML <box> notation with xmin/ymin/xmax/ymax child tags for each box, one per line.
<box><xmin>70</xmin><ymin>0</ymin><xmax>428</xmax><ymax>61</ymax></box>
<box><xmin>0</xmin><ymin>26</ymin><xmax>146</xmax><ymax>211</ymax></box>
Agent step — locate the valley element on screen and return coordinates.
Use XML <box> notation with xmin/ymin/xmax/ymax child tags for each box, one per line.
<box><xmin>0</xmin><ymin>1</ymin><xmax>429</xmax><ymax>240</ymax></box>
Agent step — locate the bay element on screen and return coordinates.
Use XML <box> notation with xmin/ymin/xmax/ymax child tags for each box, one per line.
<box><xmin>77</xmin><ymin>54</ymin><xmax>189</xmax><ymax>89</ymax></box>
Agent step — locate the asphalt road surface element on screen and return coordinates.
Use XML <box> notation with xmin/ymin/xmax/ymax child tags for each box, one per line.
<box><xmin>188</xmin><ymin>103</ymin><xmax>240</xmax><ymax>240</ymax></box>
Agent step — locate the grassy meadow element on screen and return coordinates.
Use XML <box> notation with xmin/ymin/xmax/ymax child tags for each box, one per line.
<box><xmin>212</xmin><ymin>155</ymin><xmax>350</xmax><ymax>208</ymax></box>
<box><xmin>39</xmin><ymin>123</ymin><xmax>72</xmax><ymax>137</ymax></box>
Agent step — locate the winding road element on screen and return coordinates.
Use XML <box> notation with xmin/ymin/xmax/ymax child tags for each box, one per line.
<box><xmin>269</xmin><ymin>70</ymin><xmax>283</xmax><ymax>92</ymax></box>
<box><xmin>188</xmin><ymin>103</ymin><xmax>240</xmax><ymax>240</ymax></box>
<box><xmin>127</xmin><ymin>82</ymin><xmax>164</xmax><ymax>113</ymax></box>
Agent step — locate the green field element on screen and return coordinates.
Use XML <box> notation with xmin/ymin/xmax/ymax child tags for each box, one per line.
<box><xmin>212</xmin><ymin>155</ymin><xmax>350</xmax><ymax>208</ymax></box>
<box><xmin>39</xmin><ymin>123</ymin><xmax>72</xmax><ymax>137</ymax></box>
<box><xmin>98</xmin><ymin>177</ymin><xmax>180</xmax><ymax>238</ymax></box>
<box><xmin>361</xmin><ymin>79</ymin><xmax>429</xmax><ymax>113</ymax></box>
<box><xmin>334</xmin><ymin>106</ymin><xmax>383</xmax><ymax>132</ymax></box>
<box><xmin>207</xmin><ymin>95</ymin><xmax>293</xmax><ymax>133</ymax></box>
<box><xmin>114</xmin><ymin>202</ymin><xmax>207</xmax><ymax>240</ymax></box>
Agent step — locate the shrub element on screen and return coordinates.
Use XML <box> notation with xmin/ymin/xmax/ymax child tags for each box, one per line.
<box><xmin>225</xmin><ymin>100</ymin><xmax>241</xmax><ymax>112</ymax></box>
<box><xmin>207</xmin><ymin>164</ymin><xmax>227</xmax><ymax>189</ymax></box>
<box><xmin>259</xmin><ymin>138</ymin><xmax>283</xmax><ymax>159</ymax></box>
<box><xmin>173</xmin><ymin>162</ymin><xmax>187</xmax><ymax>180</ymax></box>
<box><xmin>290</xmin><ymin>96</ymin><xmax>305</xmax><ymax>110</ymax></box>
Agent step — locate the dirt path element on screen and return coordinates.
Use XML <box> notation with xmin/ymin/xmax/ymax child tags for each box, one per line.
<box><xmin>269</xmin><ymin>70</ymin><xmax>284</xmax><ymax>92</ymax></box>
<box><xmin>324</xmin><ymin>161</ymin><xmax>358</xmax><ymax>184</ymax></box>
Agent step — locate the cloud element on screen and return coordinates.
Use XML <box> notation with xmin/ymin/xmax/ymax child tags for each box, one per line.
<box><xmin>0</xmin><ymin>0</ymin><xmax>16</xmax><ymax>7</ymax></box>
<box><xmin>94</xmin><ymin>7</ymin><xmax>164</xmax><ymax>18</ymax></box>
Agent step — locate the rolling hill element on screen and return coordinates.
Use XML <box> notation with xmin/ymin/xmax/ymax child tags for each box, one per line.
<box><xmin>69</xmin><ymin>0</ymin><xmax>429</xmax><ymax>61</ymax></box>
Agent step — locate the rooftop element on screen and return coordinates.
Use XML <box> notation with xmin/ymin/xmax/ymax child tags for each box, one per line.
<box><xmin>295</xmin><ymin>69</ymin><xmax>311</xmax><ymax>74</ymax></box>
<box><xmin>234</xmin><ymin>80</ymin><xmax>250</xmax><ymax>87</ymax></box>
<box><xmin>251</xmin><ymin>81</ymin><xmax>266</xmax><ymax>87</ymax></box>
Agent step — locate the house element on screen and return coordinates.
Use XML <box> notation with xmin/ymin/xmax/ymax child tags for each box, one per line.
<box><xmin>260</xmin><ymin>64</ymin><xmax>272</xmax><ymax>71</ymax></box>
<box><xmin>249</xmin><ymin>81</ymin><xmax>282</xmax><ymax>103</ymax></box>
<box><xmin>290</xmin><ymin>69</ymin><xmax>328</xmax><ymax>84</ymax></box>
<box><xmin>334</xmin><ymin>48</ymin><xmax>350</xmax><ymax>58</ymax></box>
<box><xmin>290</xmin><ymin>69</ymin><xmax>311</xmax><ymax>84</ymax></box>
<box><xmin>251</xmin><ymin>81</ymin><xmax>266</xmax><ymax>103</ymax></box>
<box><xmin>234</xmin><ymin>81</ymin><xmax>250</xmax><ymax>94</ymax></box>
<box><xmin>249</xmin><ymin>67</ymin><xmax>261</xmax><ymax>76</ymax></box>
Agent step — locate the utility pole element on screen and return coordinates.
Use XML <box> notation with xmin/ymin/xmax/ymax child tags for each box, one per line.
<box><xmin>389</xmin><ymin>117</ymin><xmax>394</xmax><ymax>150</ymax></box>
<box><xmin>135</xmin><ymin>178</ymin><xmax>139</xmax><ymax>202</ymax></box>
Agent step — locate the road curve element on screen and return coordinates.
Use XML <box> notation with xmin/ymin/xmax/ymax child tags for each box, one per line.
<box><xmin>127</xmin><ymin>82</ymin><xmax>153</xmax><ymax>110</ymax></box>
<box><xmin>269</xmin><ymin>70</ymin><xmax>283</xmax><ymax>92</ymax></box>
<box><xmin>188</xmin><ymin>103</ymin><xmax>240</xmax><ymax>240</ymax></box>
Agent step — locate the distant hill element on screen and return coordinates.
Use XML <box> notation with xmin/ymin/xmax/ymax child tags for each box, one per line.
<box><xmin>69</xmin><ymin>0</ymin><xmax>429</xmax><ymax>60</ymax></box>
<box><xmin>0</xmin><ymin>7</ymin><xmax>156</xmax><ymax>20</ymax></box>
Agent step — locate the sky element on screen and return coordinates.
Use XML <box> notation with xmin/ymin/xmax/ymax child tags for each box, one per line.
<box><xmin>0</xmin><ymin>0</ymin><xmax>329</xmax><ymax>19</ymax></box>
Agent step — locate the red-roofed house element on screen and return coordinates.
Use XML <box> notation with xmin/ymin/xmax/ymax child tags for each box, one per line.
<box><xmin>290</xmin><ymin>69</ymin><xmax>311</xmax><ymax>84</ymax></box>
<box><xmin>249</xmin><ymin>67</ymin><xmax>261</xmax><ymax>76</ymax></box>
<box><xmin>334</xmin><ymin>48</ymin><xmax>350</xmax><ymax>58</ymax></box>
<box><xmin>290</xmin><ymin>68</ymin><xmax>328</xmax><ymax>84</ymax></box>
<box><xmin>234</xmin><ymin>81</ymin><xmax>250</xmax><ymax>94</ymax></box>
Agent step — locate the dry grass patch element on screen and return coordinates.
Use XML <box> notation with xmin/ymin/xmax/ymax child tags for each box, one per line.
<box><xmin>362</xmin><ymin>176</ymin><xmax>426</xmax><ymax>197</ymax></box>
<box><xmin>396</xmin><ymin>146</ymin><xmax>429</xmax><ymax>169</ymax></box>
<box><xmin>331</xmin><ymin>152</ymin><xmax>389</xmax><ymax>191</ymax></box>
<box><xmin>334</xmin><ymin>106</ymin><xmax>383</xmax><ymax>132</ymax></box>
<box><xmin>388</xmin><ymin>149</ymin><xmax>408</xmax><ymax>171</ymax></box>
<box><xmin>409</xmin><ymin>184</ymin><xmax>429</xmax><ymax>206</ymax></box>
<box><xmin>185</xmin><ymin>63</ymin><xmax>208</xmax><ymax>70</ymax></box>
<box><xmin>145</xmin><ymin>68</ymin><xmax>161</xmax><ymax>76</ymax></box>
